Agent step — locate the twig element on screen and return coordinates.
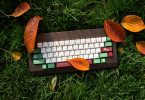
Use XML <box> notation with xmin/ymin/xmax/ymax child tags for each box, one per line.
<box><xmin>0</xmin><ymin>10</ymin><xmax>9</xmax><ymax>18</ymax></box>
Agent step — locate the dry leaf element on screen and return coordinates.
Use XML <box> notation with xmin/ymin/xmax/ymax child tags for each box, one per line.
<box><xmin>49</xmin><ymin>76</ymin><xmax>58</xmax><ymax>92</ymax></box>
<box><xmin>12</xmin><ymin>51</ymin><xmax>21</xmax><ymax>61</ymax></box>
<box><xmin>104</xmin><ymin>20</ymin><xmax>126</xmax><ymax>42</ymax></box>
<box><xmin>121</xmin><ymin>15</ymin><xmax>145</xmax><ymax>32</ymax></box>
<box><xmin>136</xmin><ymin>41</ymin><xmax>145</xmax><ymax>54</ymax></box>
<box><xmin>118</xmin><ymin>47</ymin><xmax>125</xmax><ymax>54</ymax></box>
<box><xmin>67</xmin><ymin>58</ymin><xmax>90</xmax><ymax>71</ymax></box>
<box><xmin>9</xmin><ymin>2</ymin><xmax>31</xmax><ymax>17</ymax></box>
<box><xmin>24</xmin><ymin>16</ymin><xmax>42</xmax><ymax>54</ymax></box>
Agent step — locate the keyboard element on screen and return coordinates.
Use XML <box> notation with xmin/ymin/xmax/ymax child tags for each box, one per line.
<box><xmin>28</xmin><ymin>28</ymin><xmax>118</xmax><ymax>75</ymax></box>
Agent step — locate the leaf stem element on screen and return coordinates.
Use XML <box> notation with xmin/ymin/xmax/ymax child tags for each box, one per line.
<box><xmin>0</xmin><ymin>10</ymin><xmax>9</xmax><ymax>18</ymax></box>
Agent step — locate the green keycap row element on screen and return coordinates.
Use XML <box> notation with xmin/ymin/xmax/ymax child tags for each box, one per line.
<box><xmin>33</xmin><ymin>59</ymin><xmax>45</xmax><ymax>64</ymax></box>
<box><xmin>33</xmin><ymin>54</ymin><xmax>43</xmax><ymax>59</ymax></box>
<box><xmin>42</xmin><ymin>63</ymin><xmax>55</xmax><ymax>69</ymax></box>
<box><xmin>93</xmin><ymin>58</ymin><xmax>106</xmax><ymax>64</ymax></box>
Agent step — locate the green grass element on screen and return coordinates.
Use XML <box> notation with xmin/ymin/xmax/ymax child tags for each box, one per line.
<box><xmin>0</xmin><ymin>0</ymin><xmax>145</xmax><ymax>99</ymax></box>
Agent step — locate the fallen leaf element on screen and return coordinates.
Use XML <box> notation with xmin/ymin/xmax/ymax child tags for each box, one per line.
<box><xmin>121</xmin><ymin>15</ymin><xmax>145</xmax><ymax>32</ymax></box>
<box><xmin>136</xmin><ymin>41</ymin><xmax>145</xmax><ymax>54</ymax></box>
<box><xmin>118</xmin><ymin>47</ymin><xmax>125</xmax><ymax>54</ymax></box>
<box><xmin>67</xmin><ymin>58</ymin><xmax>90</xmax><ymax>71</ymax></box>
<box><xmin>9</xmin><ymin>2</ymin><xmax>31</xmax><ymax>17</ymax></box>
<box><xmin>49</xmin><ymin>76</ymin><xmax>58</xmax><ymax>92</ymax></box>
<box><xmin>12</xmin><ymin>51</ymin><xmax>22</xmax><ymax>61</ymax></box>
<box><xmin>24</xmin><ymin>16</ymin><xmax>42</xmax><ymax>54</ymax></box>
<box><xmin>104</xmin><ymin>20</ymin><xmax>126</xmax><ymax>42</ymax></box>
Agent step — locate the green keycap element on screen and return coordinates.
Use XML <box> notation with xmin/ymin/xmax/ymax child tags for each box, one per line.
<box><xmin>33</xmin><ymin>49</ymin><xmax>41</xmax><ymax>53</ymax></box>
<box><xmin>105</xmin><ymin>42</ymin><xmax>112</xmax><ymax>46</ymax></box>
<box><xmin>42</xmin><ymin>64</ymin><xmax>47</xmax><ymax>69</ymax></box>
<box><xmin>93</xmin><ymin>59</ymin><xmax>101</xmax><ymax>64</ymax></box>
<box><xmin>33</xmin><ymin>59</ymin><xmax>45</xmax><ymax>64</ymax></box>
<box><xmin>106</xmin><ymin>37</ymin><xmax>111</xmax><ymax>41</ymax></box>
<box><xmin>33</xmin><ymin>54</ymin><xmax>39</xmax><ymax>59</ymax></box>
<box><xmin>101</xmin><ymin>58</ymin><xmax>106</xmax><ymax>63</ymax></box>
<box><xmin>47</xmin><ymin>63</ymin><xmax>55</xmax><ymax>68</ymax></box>
<box><xmin>99</xmin><ymin>53</ymin><xmax>108</xmax><ymax>58</ymax></box>
<box><xmin>38</xmin><ymin>54</ymin><xmax>43</xmax><ymax>59</ymax></box>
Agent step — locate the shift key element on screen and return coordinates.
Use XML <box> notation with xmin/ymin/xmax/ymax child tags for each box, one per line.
<box><xmin>33</xmin><ymin>59</ymin><xmax>45</xmax><ymax>64</ymax></box>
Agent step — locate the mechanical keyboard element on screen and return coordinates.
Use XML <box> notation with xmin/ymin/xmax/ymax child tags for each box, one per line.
<box><xmin>29</xmin><ymin>28</ymin><xmax>118</xmax><ymax>75</ymax></box>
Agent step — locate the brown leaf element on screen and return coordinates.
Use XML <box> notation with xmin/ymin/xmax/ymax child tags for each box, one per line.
<box><xmin>136</xmin><ymin>41</ymin><xmax>145</xmax><ymax>54</ymax></box>
<box><xmin>67</xmin><ymin>58</ymin><xmax>90</xmax><ymax>71</ymax></box>
<box><xmin>121</xmin><ymin>15</ymin><xmax>145</xmax><ymax>32</ymax></box>
<box><xmin>24</xmin><ymin>16</ymin><xmax>42</xmax><ymax>54</ymax></box>
<box><xmin>104</xmin><ymin>20</ymin><xmax>126</xmax><ymax>42</ymax></box>
<box><xmin>12</xmin><ymin>51</ymin><xmax>22</xmax><ymax>61</ymax></box>
<box><xmin>9</xmin><ymin>2</ymin><xmax>31</xmax><ymax>17</ymax></box>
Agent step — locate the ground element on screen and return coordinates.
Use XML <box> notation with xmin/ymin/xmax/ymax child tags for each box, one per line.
<box><xmin>0</xmin><ymin>0</ymin><xmax>145</xmax><ymax>99</ymax></box>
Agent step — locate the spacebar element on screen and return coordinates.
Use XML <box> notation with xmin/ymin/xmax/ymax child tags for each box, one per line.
<box><xmin>56</xmin><ymin>59</ymin><xmax>92</xmax><ymax>68</ymax></box>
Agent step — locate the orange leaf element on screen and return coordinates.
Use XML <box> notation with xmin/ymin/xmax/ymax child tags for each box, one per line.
<box><xmin>24</xmin><ymin>16</ymin><xmax>42</xmax><ymax>54</ymax></box>
<box><xmin>104</xmin><ymin>20</ymin><xmax>126</xmax><ymax>42</ymax></box>
<box><xmin>121</xmin><ymin>15</ymin><xmax>145</xmax><ymax>32</ymax></box>
<box><xmin>67</xmin><ymin>58</ymin><xmax>90</xmax><ymax>71</ymax></box>
<box><xmin>136</xmin><ymin>41</ymin><xmax>145</xmax><ymax>55</ymax></box>
<box><xmin>9</xmin><ymin>2</ymin><xmax>31</xmax><ymax>17</ymax></box>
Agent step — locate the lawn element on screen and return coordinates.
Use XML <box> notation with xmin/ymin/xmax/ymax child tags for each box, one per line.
<box><xmin>0</xmin><ymin>0</ymin><xmax>145</xmax><ymax>99</ymax></box>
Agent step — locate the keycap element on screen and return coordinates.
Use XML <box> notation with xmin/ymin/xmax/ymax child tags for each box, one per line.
<box><xmin>100</xmin><ymin>43</ymin><xmax>104</xmax><ymax>47</ymax></box>
<box><xmin>101</xmin><ymin>47</ymin><xmax>112</xmax><ymax>52</ymax></box>
<box><xmin>105</xmin><ymin>42</ymin><xmax>112</xmax><ymax>46</ymax></box>
<box><xmin>93</xmin><ymin>58</ymin><xmax>101</xmax><ymax>64</ymax></box>
<box><xmin>101</xmin><ymin>58</ymin><xmax>106</xmax><ymax>63</ymax></box>
<box><xmin>99</xmin><ymin>53</ymin><xmax>108</xmax><ymax>58</ymax></box>
<box><xmin>33</xmin><ymin>49</ymin><xmax>41</xmax><ymax>53</ymax></box>
<box><xmin>46</xmin><ymin>47</ymin><xmax>51</xmax><ymax>52</ymax></box>
<box><xmin>33</xmin><ymin>59</ymin><xmax>45</xmax><ymax>64</ymax></box>
<box><xmin>63</xmin><ymin>46</ymin><xmax>67</xmax><ymax>51</ymax></box>
<box><xmin>46</xmin><ymin>59</ymin><xmax>52</xmax><ymax>63</ymax></box>
<box><xmin>108</xmin><ymin>52</ymin><xmax>113</xmax><ymax>57</ymax></box>
<box><xmin>41</xmin><ymin>48</ymin><xmax>46</xmax><ymax>53</ymax></box>
<box><xmin>33</xmin><ymin>54</ymin><xmax>43</xmax><ymax>59</ymax></box>
<box><xmin>43</xmin><ymin>42</ymin><xmax>48</xmax><ymax>47</ymax></box>
<box><xmin>42</xmin><ymin>53</ymin><xmax>47</xmax><ymax>58</ymax></box>
<box><xmin>48</xmin><ymin>42</ymin><xmax>54</xmax><ymax>46</ymax></box>
<box><xmin>42</xmin><ymin>64</ymin><xmax>47</xmax><ymax>69</ymax></box>
<box><xmin>47</xmin><ymin>63</ymin><xmax>55</xmax><ymax>68</ymax></box>
<box><xmin>37</xmin><ymin>43</ymin><xmax>43</xmax><ymax>48</ymax></box>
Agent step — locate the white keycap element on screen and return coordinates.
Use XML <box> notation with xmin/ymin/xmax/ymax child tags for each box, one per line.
<box><xmin>80</xmin><ymin>50</ymin><xmax>86</xmax><ymax>54</ymax></box>
<box><xmin>59</xmin><ymin>41</ymin><xmax>65</xmax><ymax>45</ymax></box>
<box><xmin>70</xmin><ymin>40</ymin><xmax>75</xmax><ymax>45</ymax></box>
<box><xmin>73</xmin><ymin>55</ymin><xmax>77</xmax><ymax>58</ymax></box>
<box><xmin>78</xmin><ymin>55</ymin><xmax>84</xmax><ymax>58</ymax></box>
<box><xmin>48</xmin><ymin>53</ymin><xmax>53</xmax><ymax>58</ymax></box>
<box><xmin>102</xmin><ymin>37</ymin><xmax>106</xmax><ymax>42</ymax></box>
<box><xmin>43</xmin><ymin>53</ymin><xmax>47</xmax><ymax>58</ymax></box>
<box><xmin>51</xmin><ymin>58</ymin><xmax>57</xmax><ymax>63</ymax></box>
<box><xmin>86</xmin><ymin>49</ymin><xmax>91</xmax><ymax>54</ymax></box>
<box><xmin>81</xmin><ymin>39</ymin><xmax>86</xmax><ymax>44</ymax></box>
<box><xmin>53</xmin><ymin>41</ymin><xmax>59</xmax><ymax>46</ymax></box>
<box><xmin>57</xmin><ymin>46</ymin><xmax>62</xmax><ymax>51</ymax></box>
<box><xmin>89</xmin><ymin>43</ymin><xmax>94</xmax><ymax>48</ymax></box>
<box><xmin>46</xmin><ymin>47</ymin><xmax>51</xmax><ymax>52</ymax></box>
<box><xmin>41</xmin><ymin>48</ymin><xmax>46</xmax><ymax>53</ymax></box>
<box><xmin>94</xmin><ymin>43</ymin><xmax>99</xmax><ymax>48</ymax></box>
<box><xmin>70</xmin><ymin>51</ymin><xmax>75</xmax><ymax>56</ymax></box>
<box><xmin>96</xmin><ymin>48</ymin><xmax>101</xmax><ymax>53</ymax></box>
<box><xmin>54</xmin><ymin>52</ymin><xmax>59</xmax><ymax>57</ymax></box>
<box><xmin>94</xmin><ymin>54</ymin><xmax>99</xmax><ymax>58</ymax></box>
<box><xmin>75</xmin><ymin>50</ymin><xmax>80</xmax><ymax>55</ymax></box>
<box><xmin>84</xmin><ymin>44</ymin><xmax>89</xmax><ymax>49</ymax></box>
<box><xmin>89</xmin><ymin>54</ymin><xmax>94</xmax><ymax>59</ymax></box>
<box><xmin>84</xmin><ymin>55</ymin><xmax>89</xmax><ymax>59</ymax></box>
<box><xmin>46</xmin><ymin>59</ymin><xmax>51</xmax><ymax>63</ymax></box>
<box><xmin>52</xmin><ymin>47</ymin><xmax>57</xmax><ymax>52</ymax></box>
<box><xmin>79</xmin><ymin>45</ymin><xmax>84</xmax><ymax>49</ymax></box>
<box><xmin>64</xmin><ymin>40</ymin><xmax>70</xmax><ymax>45</ymax></box>
<box><xmin>57</xmin><ymin>57</ymin><xmax>62</xmax><ymax>62</ymax></box>
<box><xmin>100</xmin><ymin>43</ymin><xmax>104</xmax><ymax>47</ymax></box>
<box><xmin>91</xmin><ymin>49</ymin><xmax>96</xmax><ymax>53</ymax></box>
<box><xmin>73</xmin><ymin>45</ymin><xmax>78</xmax><ymax>50</ymax></box>
<box><xmin>48</xmin><ymin>42</ymin><xmax>53</xmax><ymax>46</ymax></box>
<box><xmin>62</xmin><ymin>46</ymin><xmax>67</xmax><ymax>51</ymax></box>
<box><xmin>68</xmin><ymin>45</ymin><xmax>73</xmax><ymax>50</ymax></box>
<box><xmin>86</xmin><ymin>38</ymin><xmax>91</xmax><ymax>43</ymax></box>
<box><xmin>68</xmin><ymin>56</ymin><xmax>73</xmax><ymax>59</ymax></box>
<box><xmin>96</xmin><ymin>38</ymin><xmax>101</xmax><ymax>42</ymax></box>
<box><xmin>75</xmin><ymin>39</ymin><xmax>81</xmax><ymax>44</ymax></box>
<box><xmin>91</xmin><ymin>38</ymin><xmax>96</xmax><ymax>43</ymax></box>
<box><xmin>62</xmin><ymin>57</ymin><xmax>67</xmax><ymax>61</ymax></box>
<box><xmin>43</xmin><ymin>42</ymin><xmax>48</xmax><ymax>47</ymax></box>
<box><xmin>59</xmin><ymin>52</ymin><xmax>64</xmax><ymax>56</ymax></box>
<box><xmin>65</xmin><ymin>51</ymin><xmax>70</xmax><ymax>56</ymax></box>
<box><xmin>37</xmin><ymin>43</ymin><xmax>43</xmax><ymax>48</ymax></box>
